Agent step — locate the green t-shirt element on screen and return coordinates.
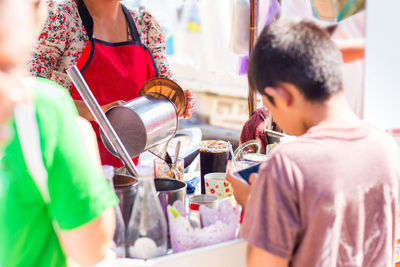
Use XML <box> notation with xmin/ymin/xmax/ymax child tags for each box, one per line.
<box><xmin>0</xmin><ymin>78</ymin><xmax>118</xmax><ymax>267</ymax></box>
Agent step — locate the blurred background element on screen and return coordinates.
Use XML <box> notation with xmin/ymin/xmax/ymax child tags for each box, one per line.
<box><xmin>123</xmin><ymin>0</ymin><xmax>251</xmax><ymax>147</ymax></box>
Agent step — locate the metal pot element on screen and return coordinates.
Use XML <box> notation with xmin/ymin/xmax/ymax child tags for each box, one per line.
<box><xmin>113</xmin><ymin>174</ymin><xmax>138</xmax><ymax>226</ymax></box>
<box><xmin>100</xmin><ymin>94</ymin><xmax>178</xmax><ymax>159</ymax></box>
<box><xmin>155</xmin><ymin>178</ymin><xmax>186</xmax><ymax>249</ymax></box>
<box><xmin>155</xmin><ymin>178</ymin><xmax>186</xmax><ymax>219</ymax></box>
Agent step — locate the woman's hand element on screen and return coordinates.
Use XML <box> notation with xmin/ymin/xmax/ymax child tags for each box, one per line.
<box><xmin>225</xmin><ymin>161</ymin><xmax>257</xmax><ymax>209</ymax></box>
<box><xmin>101</xmin><ymin>100</ymin><xmax>125</xmax><ymax>113</ymax></box>
<box><xmin>182</xmin><ymin>89</ymin><xmax>196</xmax><ymax>119</ymax></box>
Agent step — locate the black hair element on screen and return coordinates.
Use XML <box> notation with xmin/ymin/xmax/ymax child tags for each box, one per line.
<box><xmin>248</xmin><ymin>20</ymin><xmax>343</xmax><ymax>103</ymax></box>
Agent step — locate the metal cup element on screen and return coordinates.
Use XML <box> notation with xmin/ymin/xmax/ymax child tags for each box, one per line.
<box><xmin>155</xmin><ymin>178</ymin><xmax>186</xmax><ymax>249</ymax></box>
<box><xmin>113</xmin><ymin>174</ymin><xmax>138</xmax><ymax>226</ymax></box>
<box><xmin>189</xmin><ymin>195</ymin><xmax>218</xmax><ymax>211</ymax></box>
<box><xmin>155</xmin><ymin>178</ymin><xmax>187</xmax><ymax>219</ymax></box>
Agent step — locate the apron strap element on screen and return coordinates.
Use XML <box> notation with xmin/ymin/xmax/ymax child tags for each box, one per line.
<box><xmin>121</xmin><ymin>4</ymin><xmax>141</xmax><ymax>43</ymax></box>
<box><xmin>14</xmin><ymin>99</ymin><xmax>50</xmax><ymax>204</ymax></box>
<box><xmin>76</xmin><ymin>0</ymin><xmax>94</xmax><ymax>39</ymax></box>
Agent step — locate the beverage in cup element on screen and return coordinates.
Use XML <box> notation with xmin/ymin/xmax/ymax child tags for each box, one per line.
<box><xmin>199</xmin><ymin>140</ymin><xmax>229</xmax><ymax>194</ymax></box>
<box><xmin>154</xmin><ymin>157</ymin><xmax>184</xmax><ymax>181</ymax></box>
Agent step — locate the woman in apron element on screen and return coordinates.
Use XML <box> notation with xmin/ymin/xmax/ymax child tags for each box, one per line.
<box><xmin>29</xmin><ymin>0</ymin><xmax>196</xmax><ymax>167</ymax></box>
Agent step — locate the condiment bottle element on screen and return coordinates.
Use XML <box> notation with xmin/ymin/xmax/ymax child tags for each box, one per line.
<box><xmin>102</xmin><ymin>165</ymin><xmax>126</xmax><ymax>258</ymax></box>
<box><xmin>128</xmin><ymin>165</ymin><xmax>167</xmax><ymax>259</ymax></box>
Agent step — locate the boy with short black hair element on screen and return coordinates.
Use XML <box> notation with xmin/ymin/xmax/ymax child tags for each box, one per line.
<box><xmin>227</xmin><ymin>20</ymin><xmax>400</xmax><ymax>267</ymax></box>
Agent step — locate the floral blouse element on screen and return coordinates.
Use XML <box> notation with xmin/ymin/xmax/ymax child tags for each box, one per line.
<box><xmin>29</xmin><ymin>0</ymin><xmax>173</xmax><ymax>91</ymax></box>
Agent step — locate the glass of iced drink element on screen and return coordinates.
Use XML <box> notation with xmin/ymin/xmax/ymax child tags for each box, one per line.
<box><xmin>199</xmin><ymin>140</ymin><xmax>229</xmax><ymax>194</ymax></box>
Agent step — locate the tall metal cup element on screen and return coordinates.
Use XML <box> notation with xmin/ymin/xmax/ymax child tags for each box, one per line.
<box><xmin>113</xmin><ymin>174</ymin><xmax>138</xmax><ymax>226</ymax></box>
<box><xmin>155</xmin><ymin>178</ymin><xmax>186</xmax><ymax>249</ymax></box>
<box><xmin>155</xmin><ymin>178</ymin><xmax>187</xmax><ymax>219</ymax></box>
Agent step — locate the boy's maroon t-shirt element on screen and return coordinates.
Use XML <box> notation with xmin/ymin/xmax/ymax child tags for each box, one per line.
<box><xmin>242</xmin><ymin>122</ymin><xmax>400</xmax><ymax>267</ymax></box>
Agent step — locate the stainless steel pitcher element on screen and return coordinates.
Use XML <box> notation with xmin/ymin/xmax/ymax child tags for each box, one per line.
<box><xmin>100</xmin><ymin>94</ymin><xmax>178</xmax><ymax>160</ymax></box>
<box><xmin>67</xmin><ymin>65</ymin><xmax>182</xmax><ymax>167</ymax></box>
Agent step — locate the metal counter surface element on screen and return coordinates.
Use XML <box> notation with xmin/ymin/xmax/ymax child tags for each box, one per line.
<box><xmin>116</xmin><ymin>239</ymin><xmax>246</xmax><ymax>267</ymax></box>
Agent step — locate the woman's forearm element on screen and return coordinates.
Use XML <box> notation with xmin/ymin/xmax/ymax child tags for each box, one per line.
<box><xmin>74</xmin><ymin>100</ymin><xmax>125</xmax><ymax>122</ymax></box>
<box><xmin>74</xmin><ymin>100</ymin><xmax>95</xmax><ymax>121</ymax></box>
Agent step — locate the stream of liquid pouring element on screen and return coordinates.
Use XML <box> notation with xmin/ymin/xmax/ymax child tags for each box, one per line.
<box><xmin>164</xmin><ymin>152</ymin><xmax>173</xmax><ymax>164</ymax></box>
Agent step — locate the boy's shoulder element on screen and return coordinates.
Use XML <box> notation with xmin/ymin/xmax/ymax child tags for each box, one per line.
<box><xmin>267</xmin><ymin>122</ymin><xmax>399</xmax><ymax>171</ymax></box>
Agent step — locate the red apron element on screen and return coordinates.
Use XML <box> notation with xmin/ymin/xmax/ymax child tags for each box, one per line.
<box><xmin>71</xmin><ymin>4</ymin><xmax>158</xmax><ymax>167</ymax></box>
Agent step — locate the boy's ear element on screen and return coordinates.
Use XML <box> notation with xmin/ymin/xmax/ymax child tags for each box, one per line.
<box><xmin>264</xmin><ymin>86</ymin><xmax>293</xmax><ymax>106</ymax></box>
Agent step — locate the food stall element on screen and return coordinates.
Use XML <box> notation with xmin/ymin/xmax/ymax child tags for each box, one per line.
<box><xmin>68</xmin><ymin>63</ymin><xmax>247</xmax><ymax>266</ymax></box>
<box><xmin>71</xmin><ymin>0</ymin><xmax>400</xmax><ymax>265</ymax></box>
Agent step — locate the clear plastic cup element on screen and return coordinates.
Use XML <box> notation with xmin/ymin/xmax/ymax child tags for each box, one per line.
<box><xmin>154</xmin><ymin>157</ymin><xmax>184</xmax><ymax>181</ymax></box>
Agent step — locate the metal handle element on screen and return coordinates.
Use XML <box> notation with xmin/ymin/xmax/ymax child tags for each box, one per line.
<box><xmin>248</xmin><ymin>0</ymin><xmax>259</xmax><ymax>117</ymax></box>
<box><xmin>67</xmin><ymin>65</ymin><xmax>138</xmax><ymax>177</ymax></box>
